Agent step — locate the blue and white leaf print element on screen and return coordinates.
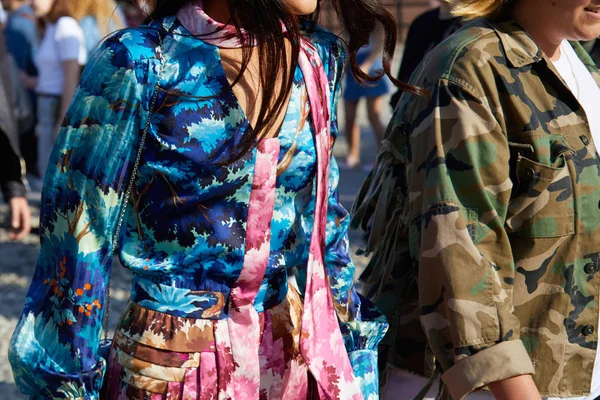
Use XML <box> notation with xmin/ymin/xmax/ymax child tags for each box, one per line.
<box><xmin>9</xmin><ymin>16</ymin><xmax>387</xmax><ymax>399</ymax></box>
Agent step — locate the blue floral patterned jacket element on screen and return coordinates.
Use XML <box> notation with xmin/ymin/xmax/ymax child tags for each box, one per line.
<box><xmin>9</xmin><ymin>17</ymin><xmax>388</xmax><ymax>399</ymax></box>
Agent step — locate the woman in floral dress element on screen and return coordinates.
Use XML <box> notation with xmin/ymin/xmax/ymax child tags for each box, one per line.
<box><xmin>8</xmin><ymin>0</ymin><xmax>414</xmax><ymax>398</ymax></box>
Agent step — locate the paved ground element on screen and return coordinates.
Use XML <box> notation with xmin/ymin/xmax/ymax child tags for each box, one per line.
<box><xmin>0</xmin><ymin>87</ymin><xmax>394</xmax><ymax>400</ymax></box>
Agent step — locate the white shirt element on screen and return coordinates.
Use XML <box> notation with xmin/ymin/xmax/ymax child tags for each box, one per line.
<box><xmin>550</xmin><ymin>40</ymin><xmax>600</xmax><ymax>400</ymax></box>
<box><xmin>35</xmin><ymin>16</ymin><xmax>87</xmax><ymax>96</ymax></box>
<box><xmin>553</xmin><ymin>41</ymin><xmax>600</xmax><ymax>155</ymax></box>
<box><xmin>0</xmin><ymin>3</ymin><xmax>7</xmax><ymax>26</ymax></box>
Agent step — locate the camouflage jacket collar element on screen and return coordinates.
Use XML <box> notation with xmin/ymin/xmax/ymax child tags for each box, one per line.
<box><xmin>487</xmin><ymin>19</ymin><xmax>543</xmax><ymax>68</ymax></box>
<box><xmin>486</xmin><ymin>18</ymin><xmax>600</xmax><ymax>75</ymax></box>
<box><xmin>570</xmin><ymin>37</ymin><xmax>600</xmax><ymax>75</ymax></box>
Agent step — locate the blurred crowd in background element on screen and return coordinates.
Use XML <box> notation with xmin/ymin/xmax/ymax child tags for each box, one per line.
<box><xmin>0</xmin><ymin>0</ymin><xmax>470</xmax><ymax>244</ymax></box>
<box><xmin>3</xmin><ymin>0</ymin><xmax>600</xmax><ymax>195</ymax></box>
<box><xmin>4</xmin><ymin>0</ymin><xmax>600</xmax><ymax>228</ymax></box>
<box><xmin>0</xmin><ymin>0</ymin><xmax>146</xmax><ymax>193</ymax></box>
<box><xmin>0</xmin><ymin>0</ymin><xmax>454</xmax><ymax>197</ymax></box>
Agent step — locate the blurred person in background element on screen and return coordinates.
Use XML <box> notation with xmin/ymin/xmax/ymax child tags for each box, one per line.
<box><xmin>4</xmin><ymin>0</ymin><xmax>40</xmax><ymax>179</ymax></box>
<box><xmin>73</xmin><ymin>0</ymin><xmax>125</xmax><ymax>59</ymax></box>
<box><xmin>0</xmin><ymin>27</ymin><xmax>31</xmax><ymax>241</ymax></box>
<box><xmin>342</xmin><ymin>26</ymin><xmax>391</xmax><ymax>170</ymax></box>
<box><xmin>4</xmin><ymin>0</ymin><xmax>39</xmax><ymax>75</ymax></box>
<box><xmin>389</xmin><ymin>0</ymin><xmax>462</xmax><ymax>109</ymax></box>
<box><xmin>121</xmin><ymin>1</ymin><xmax>145</xmax><ymax>28</ymax></box>
<box><xmin>0</xmin><ymin>2</ymin><xmax>8</xmax><ymax>27</ymax></box>
<box><xmin>20</xmin><ymin>0</ymin><xmax>86</xmax><ymax>180</ymax></box>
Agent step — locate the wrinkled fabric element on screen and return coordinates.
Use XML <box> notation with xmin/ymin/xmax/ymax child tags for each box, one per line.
<box><xmin>9</xmin><ymin>14</ymin><xmax>387</xmax><ymax>400</ymax></box>
<box><xmin>176</xmin><ymin>5</ymin><xmax>365</xmax><ymax>397</ymax></box>
<box><xmin>353</xmin><ymin>17</ymin><xmax>600</xmax><ymax>399</ymax></box>
<box><xmin>104</xmin><ymin>288</ymin><xmax>311</xmax><ymax>400</ymax></box>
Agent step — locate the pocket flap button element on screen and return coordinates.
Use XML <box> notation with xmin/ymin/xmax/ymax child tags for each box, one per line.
<box><xmin>585</xmin><ymin>263</ymin><xmax>597</xmax><ymax>274</ymax></box>
<box><xmin>581</xmin><ymin>135</ymin><xmax>590</xmax><ymax>146</ymax></box>
<box><xmin>583</xmin><ymin>325</ymin><xmax>595</xmax><ymax>336</ymax></box>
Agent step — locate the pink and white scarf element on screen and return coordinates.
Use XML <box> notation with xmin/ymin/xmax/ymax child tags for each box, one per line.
<box><xmin>177</xmin><ymin>2</ymin><xmax>363</xmax><ymax>399</ymax></box>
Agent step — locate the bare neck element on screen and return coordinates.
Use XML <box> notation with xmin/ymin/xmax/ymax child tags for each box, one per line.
<box><xmin>512</xmin><ymin>3</ymin><xmax>562</xmax><ymax>60</ymax></box>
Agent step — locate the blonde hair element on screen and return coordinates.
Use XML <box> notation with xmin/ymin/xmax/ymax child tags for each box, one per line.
<box><xmin>72</xmin><ymin>0</ymin><xmax>124</xmax><ymax>37</ymax></box>
<box><xmin>448</xmin><ymin>0</ymin><xmax>510</xmax><ymax>19</ymax></box>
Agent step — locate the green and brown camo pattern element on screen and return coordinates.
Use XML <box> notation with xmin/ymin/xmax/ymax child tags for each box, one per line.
<box><xmin>353</xmin><ymin>17</ymin><xmax>600</xmax><ymax>399</ymax></box>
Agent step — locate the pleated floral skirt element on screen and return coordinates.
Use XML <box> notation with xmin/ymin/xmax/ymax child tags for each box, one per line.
<box><xmin>102</xmin><ymin>285</ymin><xmax>317</xmax><ymax>400</ymax></box>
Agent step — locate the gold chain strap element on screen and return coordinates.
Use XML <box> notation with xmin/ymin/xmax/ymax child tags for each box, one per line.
<box><xmin>101</xmin><ymin>32</ymin><xmax>165</xmax><ymax>340</ymax></box>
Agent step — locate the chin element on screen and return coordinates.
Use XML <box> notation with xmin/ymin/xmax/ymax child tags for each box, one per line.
<box><xmin>576</xmin><ymin>11</ymin><xmax>600</xmax><ymax>39</ymax></box>
<box><xmin>285</xmin><ymin>1</ymin><xmax>318</xmax><ymax>15</ymax></box>
<box><xmin>575</xmin><ymin>26</ymin><xmax>600</xmax><ymax>41</ymax></box>
<box><xmin>580</xmin><ymin>32</ymin><xmax>600</xmax><ymax>40</ymax></box>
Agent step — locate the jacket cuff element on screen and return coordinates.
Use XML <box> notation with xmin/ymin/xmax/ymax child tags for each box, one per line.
<box><xmin>441</xmin><ymin>340</ymin><xmax>534</xmax><ymax>400</ymax></box>
<box><xmin>2</xmin><ymin>180</ymin><xmax>27</xmax><ymax>201</ymax></box>
<box><xmin>18</xmin><ymin>359</ymin><xmax>105</xmax><ymax>400</ymax></box>
<box><xmin>339</xmin><ymin>294</ymin><xmax>389</xmax><ymax>352</ymax></box>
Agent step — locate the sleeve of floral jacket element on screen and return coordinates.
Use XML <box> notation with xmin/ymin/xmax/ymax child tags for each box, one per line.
<box><xmin>322</xmin><ymin>35</ymin><xmax>389</xmax><ymax>397</ymax></box>
<box><xmin>406</xmin><ymin>77</ymin><xmax>535</xmax><ymax>398</ymax></box>
<box><xmin>8</xmin><ymin>34</ymin><xmax>144</xmax><ymax>399</ymax></box>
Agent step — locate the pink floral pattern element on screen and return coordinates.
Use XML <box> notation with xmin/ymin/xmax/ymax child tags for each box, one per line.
<box><xmin>228</xmin><ymin>139</ymin><xmax>280</xmax><ymax>399</ymax></box>
<box><xmin>174</xmin><ymin>2</ymin><xmax>362</xmax><ymax>398</ymax></box>
<box><xmin>9</xmin><ymin>1</ymin><xmax>387</xmax><ymax>397</ymax></box>
<box><xmin>296</xmin><ymin>42</ymin><xmax>362</xmax><ymax>400</ymax></box>
<box><xmin>104</xmin><ymin>290</ymin><xmax>313</xmax><ymax>399</ymax></box>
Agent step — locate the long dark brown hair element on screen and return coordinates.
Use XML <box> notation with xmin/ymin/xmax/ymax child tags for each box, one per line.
<box><xmin>147</xmin><ymin>0</ymin><xmax>420</xmax><ymax>161</ymax></box>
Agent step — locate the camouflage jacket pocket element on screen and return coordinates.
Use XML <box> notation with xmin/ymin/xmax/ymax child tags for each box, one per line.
<box><xmin>506</xmin><ymin>141</ymin><xmax>574</xmax><ymax>238</ymax></box>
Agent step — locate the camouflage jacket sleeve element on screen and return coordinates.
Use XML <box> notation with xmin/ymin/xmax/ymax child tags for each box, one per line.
<box><xmin>406</xmin><ymin>78</ymin><xmax>534</xmax><ymax>398</ymax></box>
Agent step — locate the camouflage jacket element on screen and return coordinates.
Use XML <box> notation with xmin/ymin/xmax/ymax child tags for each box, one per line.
<box><xmin>352</xmin><ymin>17</ymin><xmax>600</xmax><ymax>399</ymax></box>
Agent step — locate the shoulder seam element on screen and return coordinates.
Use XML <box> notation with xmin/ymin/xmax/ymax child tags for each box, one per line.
<box><xmin>443</xmin><ymin>76</ymin><xmax>482</xmax><ymax>99</ymax></box>
<box><xmin>421</xmin><ymin>76</ymin><xmax>482</xmax><ymax>100</ymax></box>
<box><xmin>435</xmin><ymin>24</ymin><xmax>499</xmax><ymax>98</ymax></box>
<box><xmin>102</xmin><ymin>34</ymin><xmax>136</xmax><ymax>68</ymax></box>
<box><xmin>439</xmin><ymin>29</ymin><xmax>491</xmax><ymax>79</ymax></box>
<box><xmin>107</xmin><ymin>28</ymin><xmax>165</xmax><ymax>64</ymax></box>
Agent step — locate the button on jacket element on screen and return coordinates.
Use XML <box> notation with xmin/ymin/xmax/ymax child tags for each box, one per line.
<box><xmin>354</xmin><ymin>18</ymin><xmax>600</xmax><ymax>399</ymax></box>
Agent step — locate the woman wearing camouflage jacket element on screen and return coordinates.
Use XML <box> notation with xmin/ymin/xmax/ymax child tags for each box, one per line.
<box><xmin>354</xmin><ymin>0</ymin><xmax>600</xmax><ymax>398</ymax></box>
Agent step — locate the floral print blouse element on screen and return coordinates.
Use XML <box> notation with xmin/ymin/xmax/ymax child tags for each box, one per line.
<box><xmin>9</xmin><ymin>16</ymin><xmax>387</xmax><ymax>400</ymax></box>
